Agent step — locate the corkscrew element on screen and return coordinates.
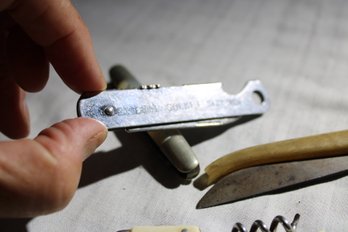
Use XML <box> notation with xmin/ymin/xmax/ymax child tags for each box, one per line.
<box><xmin>232</xmin><ymin>214</ymin><xmax>300</xmax><ymax>232</ymax></box>
<box><xmin>118</xmin><ymin>214</ymin><xmax>300</xmax><ymax>232</ymax></box>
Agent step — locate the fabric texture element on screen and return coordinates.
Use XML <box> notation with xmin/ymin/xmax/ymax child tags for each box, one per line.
<box><xmin>2</xmin><ymin>0</ymin><xmax>348</xmax><ymax>231</ymax></box>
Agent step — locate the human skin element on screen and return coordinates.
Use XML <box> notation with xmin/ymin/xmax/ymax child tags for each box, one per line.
<box><xmin>0</xmin><ymin>0</ymin><xmax>108</xmax><ymax>217</ymax></box>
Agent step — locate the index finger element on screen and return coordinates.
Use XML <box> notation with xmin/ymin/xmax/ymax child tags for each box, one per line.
<box><xmin>4</xmin><ymin>0</ymin><xmax>106</xmax><ymax>93</ymax></box>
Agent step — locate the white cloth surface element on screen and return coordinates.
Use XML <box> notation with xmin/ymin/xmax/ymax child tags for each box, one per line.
<box><xmin>2</xmin><ymin>0</ymin><xmax>348</xmax><ymax>231</ymax></box>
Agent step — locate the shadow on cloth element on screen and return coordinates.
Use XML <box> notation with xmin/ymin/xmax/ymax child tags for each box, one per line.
<box><xmin>79</xmin><ymin>115</ymin><xmax>260</xmax><ymax>189</ymax></box>
<box><xmin>0</xmin><ymin>218</ymin><xmax>31</xmax><ymax>232</ymax></box>
<box><xmin>79</xmin><ymin>130</ymin><xmax>190</xmax><ymax>189</ymax></box>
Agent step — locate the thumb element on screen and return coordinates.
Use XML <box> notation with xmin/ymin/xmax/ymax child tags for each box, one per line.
<box><xmin>0</xmin><ymin>118</ymin><xmax>107</xmax><ymax>218</ymax></box>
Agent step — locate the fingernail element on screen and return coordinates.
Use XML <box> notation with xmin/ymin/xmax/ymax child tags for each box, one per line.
<box><xmin>83</xmin><ymin>118</ymin><xmax>108</xmax><ymax>159</ymax></box>
<box><xmin>98</xmin><ymin>64</ymin><xmax>107</xmax><ymax>91</ymax></box>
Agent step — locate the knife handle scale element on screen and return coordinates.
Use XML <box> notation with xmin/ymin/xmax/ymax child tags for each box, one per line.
<box><xmin>129</xmin><ymin>225</ymin><xmax>200</xmax><ymax>232</ymax></box>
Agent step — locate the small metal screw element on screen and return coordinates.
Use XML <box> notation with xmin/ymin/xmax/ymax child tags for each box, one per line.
<box><xmin>103</xmin><ymin>105</ymin><xmax>115</xmax><ymax>116</ymax></box>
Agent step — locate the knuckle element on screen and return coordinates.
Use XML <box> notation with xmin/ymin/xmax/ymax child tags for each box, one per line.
<box><xmin>37</xmin><ymin>120</ymin><xmax>76</xmax><ymax>156</ymax></box>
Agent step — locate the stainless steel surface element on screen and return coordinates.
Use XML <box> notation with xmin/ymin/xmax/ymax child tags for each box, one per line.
<box><xmin>109</xmin><ymin>65</ymin><xmax>200</xmax><ymax>178</ymax></box>
<box><xmin>126</xmin><ymin>118</ymin><xmax>240</xmax><ymax>132</ymax></box>
<box><xmin>77</xmin><ymin>80</ymin><xmax>270</xmax><ymax>131</ymax></box>
<box><xmin>232</xmin><ymin>214</ymin><xmax>300</xmax><ymax>232</ymax></box>
<box><xmin>197</xmin><ymin>156</ymin><xmax>348</xmax><ymax>209</ymax></box>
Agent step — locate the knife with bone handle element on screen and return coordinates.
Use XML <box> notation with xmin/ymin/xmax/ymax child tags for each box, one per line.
<box><xmin>197</xmin><ymin>155</ymin><xmax>348</xmax><ymax>208</ymax></box>
<box><xmin>77</xmin><ymin>80</ymin><xmax>270</xmax><ymax>131</ymax></box>
<box><xmin>196</xmin><ymin>129</ymin><xmax>348</xmax><ymax>189</ymax></box>
<box><xmin>118</xmin><ymin>225</ymin><xmax>200</xmax><ymax>232</ymax></box>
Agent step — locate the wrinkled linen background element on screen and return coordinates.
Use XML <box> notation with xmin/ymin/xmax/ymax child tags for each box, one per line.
<box><xmin>2</xmin><ymin>0</ymin><xmax>348</xmax><ymax>231</ymax></box>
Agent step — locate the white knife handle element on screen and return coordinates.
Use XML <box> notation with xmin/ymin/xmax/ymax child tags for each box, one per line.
<box><xmin>130</xmin><ymin>225</ymin><xmax>200</xmax><ymax>232</ymax></box>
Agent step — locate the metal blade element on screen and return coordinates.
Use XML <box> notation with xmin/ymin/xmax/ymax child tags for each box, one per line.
<box><xmin>197</xmin><ymin>156</ymin><xmax>348</xmax><ymax>209</ymax></box>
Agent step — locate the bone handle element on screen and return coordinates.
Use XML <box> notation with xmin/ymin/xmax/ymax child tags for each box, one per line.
<box><xmin>129</xmin><ymin>225</ymin><xmax>200</xmax><ymax>232</ymax></box>
<box><xmin>203</xmin><ymin>130</ymin><xmax>348</xmax><ymax>187</ymax></box>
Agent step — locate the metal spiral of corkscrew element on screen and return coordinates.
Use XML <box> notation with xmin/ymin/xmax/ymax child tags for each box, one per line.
<box><xmin>232</xmin><ymin>214</ymin><xmax>300</xmax><ymax>232</ymax></box>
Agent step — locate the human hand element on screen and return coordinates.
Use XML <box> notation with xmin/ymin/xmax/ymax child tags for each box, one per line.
<box><xmin>0</xmin><ymin>0</ymin><xmax>107</xmax><ymax>217</ymax></box>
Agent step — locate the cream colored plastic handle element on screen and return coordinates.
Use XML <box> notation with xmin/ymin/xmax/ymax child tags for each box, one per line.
<box><xmin>203</xmin><ymin>130</ymin><xmax>348</xmax><ymax>187</ymax></box>
<box><xmin>131</xmin><ymin>225</ymin><xmax>200</xmax><ymax>232</ymax></box>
